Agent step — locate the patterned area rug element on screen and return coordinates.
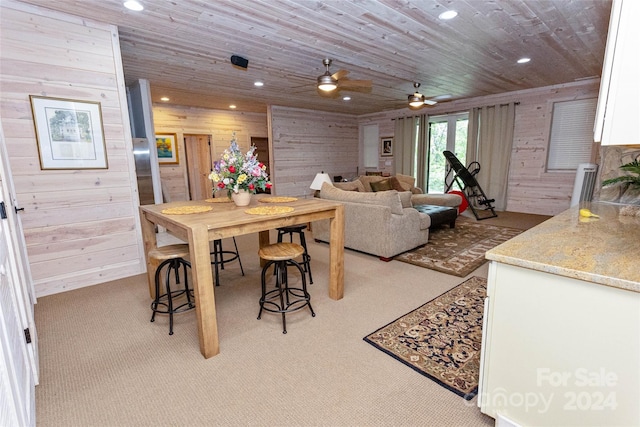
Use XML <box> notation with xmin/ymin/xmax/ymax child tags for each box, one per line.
<box><xmin>394</xmin><ymin>218</ymin><xmax>522</xmax><ymax>276</ymax></box>
<box><xmin>364</xmin><ymin>276</ymin><xmax>486</xmax><ymax>400</ymax></box>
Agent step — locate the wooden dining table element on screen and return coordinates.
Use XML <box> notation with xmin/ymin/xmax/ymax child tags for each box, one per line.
<box><xmin>139</xmin><ymin>196</ymin><xmax>345</xmax><ymax>359</ymax></box>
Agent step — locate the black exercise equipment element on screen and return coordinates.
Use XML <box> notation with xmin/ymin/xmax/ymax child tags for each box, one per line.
<box><xmin>443</xmin><ymin>150</ymin><xmax>498</xmax><ymax>220</ymax></box>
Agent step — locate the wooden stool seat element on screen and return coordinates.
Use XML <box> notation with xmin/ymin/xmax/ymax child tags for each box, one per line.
<box><xmin>149</xmin><ymin>244</ymin><xmax>190</xmax><ymax>260</ymax></box>
<box><xmin>257</xmin><ymin>242</ymin><xmax>315</xmax><ymax>334</ymax></box>
<box><xmin>259</xmin><ymin>242</ymin><xmax>305</xmax><ymax>261</ymax></box>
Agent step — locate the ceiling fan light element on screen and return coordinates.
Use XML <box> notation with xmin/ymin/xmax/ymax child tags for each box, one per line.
<box><xmin>317</xmin><ymin>74</ymin><xmax>337</xmax><ymax>91</ymax></box>
<box><xmin>408</xmin><ymin>93</ymin><xmax>425</xmax><ymax>108</ymax></box>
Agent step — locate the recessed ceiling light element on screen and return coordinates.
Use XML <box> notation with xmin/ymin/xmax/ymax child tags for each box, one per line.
<box><xmin>517</xmin><ymin>57</ymin><xmax>531</xmax><ymax>64</ymax></box>
<box><xmin>342</xmin><ymin>96</ymin><xmax>351</xmax><ymax>101</ymax></box>
<box><xmin>438</xmin><ymin>10</ymin><xmax>458</xmax><ymax>20</ymax></box>
<box><xmin>160</xmin><ymin>96</ymin><xmax>170</xmax><ymax>102</ymax></box>
<box><xmin>123</xmin><ymin>0</ymin><xmax>144</xmax><ymax>11</ymax></box>
<box><xmin>229</xmin><ymin>105</ymin><xmax>237</xmax><ymax>109</ymax></box>
<box><xmin>254</xmin><ymin>81</ymin><xmax>264</xmax><ymax>87</ymax></box>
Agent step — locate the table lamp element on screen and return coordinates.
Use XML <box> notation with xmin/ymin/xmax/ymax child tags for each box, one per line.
<box><xmin>310</xmin><ymin>172</ymin><xmax>332</xmax><ymax>197</ymax></box>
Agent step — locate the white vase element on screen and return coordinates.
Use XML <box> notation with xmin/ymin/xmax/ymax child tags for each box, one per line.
<box><xmin>231</xmin><ymin>190</ymin><xmax>252</xmax><ymax>207</ymax></box>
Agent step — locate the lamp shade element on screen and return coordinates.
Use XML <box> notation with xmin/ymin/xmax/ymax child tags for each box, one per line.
<box><xmin>310</xmin><ymin>172</ymin><xmax>333</xmax><ymax>191</ymax></box>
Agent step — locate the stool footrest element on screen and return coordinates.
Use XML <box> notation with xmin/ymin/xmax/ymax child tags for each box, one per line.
<box><xmin>257</xmin><ymin>256</ymin><xmax>315</xmax><ymax>334</ymax></box>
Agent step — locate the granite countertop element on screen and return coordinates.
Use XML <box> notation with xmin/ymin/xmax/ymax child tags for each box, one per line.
<box><xmin>485</xmin><ymin>202</ymin><xmax>640</xmax><ymax>293</ymax></box>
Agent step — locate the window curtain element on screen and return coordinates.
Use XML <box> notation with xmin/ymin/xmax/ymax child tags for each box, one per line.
<box><xmin>394</xmin><ymin>116</ymin><xmax>417</xmax><ymax>176</ymax></box>
<box><xmin>466</xmin><ymin>102</ymin><xmax>516</xmax><ymax>211</ymax></box>
<box><xmin>394</xmin><ymin>114</ymin><xmax>428</xmax><ymax>189</ymax></box>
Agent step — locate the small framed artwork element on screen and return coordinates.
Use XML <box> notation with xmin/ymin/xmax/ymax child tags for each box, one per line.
<box><xmin>156</xmin><ymin>133</ymin><xmax>179</xmax><ymax>164</ymax></box>
<box><xmin>380</xmin><ymin>137</ymin><xmax>393</xmax><ymax>157</ymax></box>
<box><xmin>30</xmin><ymin>96</ymin><xmax>108</xmax><ymax>169</ymax></box>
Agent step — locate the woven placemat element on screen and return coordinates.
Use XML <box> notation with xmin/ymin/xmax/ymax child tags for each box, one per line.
<box><xmin>245</xmin><ymin>206</ymin><xmax>294</xmax><ymax>215</ymax></box>
<box><xmin>205</xmin><ymin>198</ymin><xmax>233</xmax><ymax>203</ymax></box>
<box><xmin>161</xmin><ymin>206</ymin><xmax>213</xmax><ymax>215</ymax></box>
<box><xmin>259</xmin><ymin>196</ymin><xmax>298</xmax><ymax>203</ymax></box>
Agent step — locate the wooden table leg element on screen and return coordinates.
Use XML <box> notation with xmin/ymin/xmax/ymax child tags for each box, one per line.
<box><xmin>328</xmin><ymin>205</ymin><xmax>345</xmax><ymax>300</ymax></box>
<box><xmin>188</xmin><ymin>225</ymin><xmax>219</xmax><ymax>358</ymax></box>
<box><xmin>139</xmin><ymin>210</ymin><xmax>158</xmax><ymax>298</ymax></box>
<box><xmin>258</xmin><ymin>230</ymin><xmax>270</xmax><ymax>267</ymax></box>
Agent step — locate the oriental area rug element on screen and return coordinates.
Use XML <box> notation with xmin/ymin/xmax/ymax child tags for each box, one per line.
<box><xmin>364</xmin><ymin>276</ymin><xmax>487</xmax><ymax>400</ymax></box>
<box><xmin>394</xmin><ymin>219</ymin><xmax>522</xmax><ymax>277</ymax></box>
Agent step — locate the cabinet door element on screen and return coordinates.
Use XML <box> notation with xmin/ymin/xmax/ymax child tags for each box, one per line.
<box><xmin>595</xmin><ymin>0</ymin><xmax>640</xmax><ymax>145</ymax></box>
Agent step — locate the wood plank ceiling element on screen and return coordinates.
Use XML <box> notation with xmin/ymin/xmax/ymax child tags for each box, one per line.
<box><xmin>17</xmin><ymin>0</ymin><xmax>612</xmax><ymax>115</ymax></box>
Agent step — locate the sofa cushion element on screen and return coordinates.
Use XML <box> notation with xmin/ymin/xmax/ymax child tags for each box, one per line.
<box><xmin>333</xmin><ymin>180</ymin><xmax>365</xmax><ymax>192</ymax></box>
<box><xmin>399</xmin><ymin>191</ymin><xmax>413</xmax><ymax>208</ymax></box>
<box><xmin>370</xmin><ymin>179</ymin><xmax>393</xmax><ymax>192</ymax></box>
<box><xmin>411</xmin><ymin>192</ymin><xmax>462</xmax><ymax>208</ymax></box>
<box><xmin>320</xmin><ymin>182</ymin><xmax>404</xmax><ymax>215</ymax></box>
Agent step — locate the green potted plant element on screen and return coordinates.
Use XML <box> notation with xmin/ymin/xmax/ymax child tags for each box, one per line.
<box><xmin>602</xmin><ymin>159</ymin><xmax>640</xmax><ymax>188</ymax></box>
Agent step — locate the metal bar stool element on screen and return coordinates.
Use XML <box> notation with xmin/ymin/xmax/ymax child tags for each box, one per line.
<box><xmin>149</xmin><ymin>244</ymin><xmax>195</xmax><ymax>335</ymax></box>
<box><xmin>257</xmin><ymin>242</ymin><xmax>315</xmax><ymax>334</ymax></box>
<box><xmin>210</xmin><ymin>237</ymin><xmax>244</xmax><ymax>286</ymax></box>
<box><xmin>276</xmin><ymin>224</ymin><xmax>313</xmax><ymax>284</ymax></box>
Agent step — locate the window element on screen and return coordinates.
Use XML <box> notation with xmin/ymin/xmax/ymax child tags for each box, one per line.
<box><xmin>547</xmin><ymin>98</ymin><xmax>597</xmax><ymax>170</ymax></box>
<box><xmin>362</xmin><ymin>124</ymin><xmax>379</xmax><ymax>168</ymax></box>
<box><xmin>426</xmin><ymin>113</ymin><xmax>468</xmax><ymax>192</ymax></box>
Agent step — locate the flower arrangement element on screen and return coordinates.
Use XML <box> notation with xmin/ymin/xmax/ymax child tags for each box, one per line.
<box><xmin>209</xmin><ymin>133</ymin><xmax>271</xmax><ymax>197</ymax></box>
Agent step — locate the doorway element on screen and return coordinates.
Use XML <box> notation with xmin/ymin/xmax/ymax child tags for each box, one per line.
<box><xmin>426</xmin><ymin>113</ymin><xmax>468</xmax><ymax>192</ymax></box>
<box><xmin>184</xmin><ymin>134</ymin><xmax>213</xmax><ymax>200</ymax></box>
<box><xmin>251</xmin><ymin>137</ymin><xmax>271</xmax><ymax>193</ymax></box>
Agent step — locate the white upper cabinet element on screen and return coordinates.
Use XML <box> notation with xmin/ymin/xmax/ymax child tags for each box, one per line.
<box><xmin>594</xmin><ymin>0</ymin><xmax>640</xmax><ymax>146</ymax></box>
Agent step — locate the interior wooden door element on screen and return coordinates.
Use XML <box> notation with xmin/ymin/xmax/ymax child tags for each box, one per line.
<box><xmin>184</xmin><ymin>134</ymin><xmax>213</xmax><ymax>200</ymax></box>
<box><xmin>0</xmin><ymin>125</ymin><xmax>37</xmax><ymax>425</ymax></box>
<box><xmin>251</xmin><ymin>137</ymin><xmax>271</xmax><ymax>193</ymax></box>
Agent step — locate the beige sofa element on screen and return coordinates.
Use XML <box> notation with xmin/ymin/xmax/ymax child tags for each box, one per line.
<box><xmin>334</xmin><ymin>174</ymin><xmax>462</xmax><ymax>208</ymax></box>
<box><xmin>312</xmin><ymin>183</ymin><xmax>431</xmax><ymax>260</ymax></box>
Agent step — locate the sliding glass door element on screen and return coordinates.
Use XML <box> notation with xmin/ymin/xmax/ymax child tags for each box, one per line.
<box><xmin>426</xmin><ymin>113</ymin><xmax>468</xmax><ymax>192</ymax></box>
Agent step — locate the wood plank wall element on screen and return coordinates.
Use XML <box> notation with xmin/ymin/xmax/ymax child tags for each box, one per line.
<box><xmin>0</xmin><ymin>0</ymin><xmax>601</xmax><ymax>297</ymax></box>
<box><xmin>358</xmin><ymin>79</ymin><xmax>600</xmax><ymax>215</ymax></box>
<box><xmin>152</xmin><ymin>105</ymin><xmax>268</xmax><ymax>201</ymax></box>
<box><xmin>269</xmin><ymin>106</ymin><xmax>358</xmax><ymax>197</ymax></box>
<box><xmin>0</xmin><ymin>1</ymin><xmax>145</xmax><ymax>297</ymax></box>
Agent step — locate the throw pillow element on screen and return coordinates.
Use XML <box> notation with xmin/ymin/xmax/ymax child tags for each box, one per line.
<box><xmin>395</xmin><ymin>174</ymin><xmax>416</xmax><ymax>191</ymax></box>
<box><xmin>359</xmin><ymin>175</ymin><xmax>385</xmax><ymax>192</ymax></box>
<box><xmin>370</xmin><ymin>179</ymin><xmax>393</xmax><ymax>192</ymax></box>
<box><xmin>388</xmin><ymin>176</ymin><xmax>406</xmax><ymax>192</ymax></box>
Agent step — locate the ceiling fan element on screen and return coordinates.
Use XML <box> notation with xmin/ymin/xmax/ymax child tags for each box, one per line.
<box><xmin>316</xmin><ymin>59</ymin><xmax>372</xmax><ymax>94</ymax></box>
<box><xmin>408</xmin><ymin>82</ymin><xmax>438</xmax><ymax>108</ymax></box>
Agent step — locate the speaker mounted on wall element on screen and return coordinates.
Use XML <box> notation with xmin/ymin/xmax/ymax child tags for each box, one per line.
<box><xmin>231</xmin><ymin>55</ymin><xmax>249</xmax><ymax>69</ymax></box>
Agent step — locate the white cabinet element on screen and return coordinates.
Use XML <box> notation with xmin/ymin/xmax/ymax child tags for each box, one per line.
<box><xmin>478</xmin><ymin>262</ymin><xmax>640</xmax><ymax>427</ymax></box>
<box><xmin>594</xmin><ymin>0</ymin><xmax>640</xmax><ymax>145</ymax></box>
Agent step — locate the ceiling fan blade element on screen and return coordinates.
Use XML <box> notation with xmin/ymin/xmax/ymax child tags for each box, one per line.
<box><xmin>339</xmin><ymin>79</ymin><xmax>372</xmax><ymax>89</ymax></box>
<box><xmin>332</xmin><ymin>69</ymin><xmax>349</xmax><ymax>80</ymax></box>
<box><xmin>424</xmin><ymin>99</ymin><xmax>438</xmax><ymax>106</ymax></box>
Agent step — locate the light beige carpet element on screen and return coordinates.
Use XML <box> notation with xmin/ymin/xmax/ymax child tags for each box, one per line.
<box><xmin>34</xmin><ymin>213</ymin><xmax>546</xmax><ymax>426</ymax></box>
